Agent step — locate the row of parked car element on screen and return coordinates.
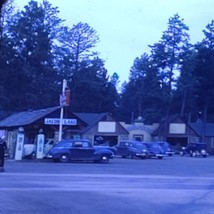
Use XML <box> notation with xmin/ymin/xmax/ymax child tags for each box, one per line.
<box><xmin>116</xmin><ymin>140</ymin><xmax>209</xmax><ymax>159</ymax></box>
<box><xmin>22</xmin><ymin>138</ymin><xmax>208</xmax><ymax>164</ymax></box>
<box><xmin>45</xmin><ymin>139</ymin><xmax>177</xmax><ymax>164</ymax></box>
<box><xmin>115</xmin><ymin>140</ymin><xmax>175</xmax><ymax>160</ymax></box>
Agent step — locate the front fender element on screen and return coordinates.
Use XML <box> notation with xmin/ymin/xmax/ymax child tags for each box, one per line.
<box><xmin>51</xmin><ymin>148</ymin><xmax>70</xmax><ymax>158</ymax></box>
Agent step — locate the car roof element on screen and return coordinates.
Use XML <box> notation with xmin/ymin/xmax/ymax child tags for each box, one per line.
<box><xmin>120</xmin><ymin>140</ymin><xmax>143</xmax><ymax>143</ymax></box>
<box><xmin>120</xmin><ymin>140</ymin><xmax>142</xmax><ymax>142</ymax></box>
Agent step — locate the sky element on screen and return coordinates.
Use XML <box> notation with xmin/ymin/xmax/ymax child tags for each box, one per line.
<box><xmin>14</xmin><ymin>0</ymin><xmax>214</xmax><ymax>83</ymax></box>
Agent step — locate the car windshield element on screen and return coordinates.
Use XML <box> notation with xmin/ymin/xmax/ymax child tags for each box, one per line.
<box><xmin>152</xmin><ymin>143</ymin><xmax>162</xmax><ymax>148</ymax></box>
<box><xmin>159</xmin><ymin>142</ymin><xmax>172</xmax><ymax>148</ymax></box>
<box><xmin>188</xmin><ymin>143</ymin><xmax>207</xmax><ymax>149</ymax></box>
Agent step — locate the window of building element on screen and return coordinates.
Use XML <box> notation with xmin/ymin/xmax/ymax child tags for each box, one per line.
<box><xmin>134</xmin><ymin>135</ymin><xmax>144</xmax><ymax>141</ymax></box>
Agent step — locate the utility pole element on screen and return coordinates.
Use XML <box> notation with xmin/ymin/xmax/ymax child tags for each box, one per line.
<box><xmin>58</xmin><ymin>79</ymin><xmax>67</xmax><ymax>142</ymax></box>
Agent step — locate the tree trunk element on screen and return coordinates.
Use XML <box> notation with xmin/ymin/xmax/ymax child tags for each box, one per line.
<box><xmin>180</xmin><ymin>88</ymin><xmax>187</xmax><ymax>116</ymax></box>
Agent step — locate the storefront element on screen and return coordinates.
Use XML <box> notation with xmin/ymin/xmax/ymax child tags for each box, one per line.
<box><xmin>0</xmin><ymin>107</ymin><xmax>129</xmax><ymax>159</ymax></box>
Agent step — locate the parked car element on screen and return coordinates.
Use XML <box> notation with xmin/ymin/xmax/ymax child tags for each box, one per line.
<box><xmin>94</xmin><ymin>145</ymin><xmax>118</xmax><ymax>155</ymax></box>
<box><xmin>47</xmin><ymin>139</ymin><xmax>114</xmax><ymax>163</ymax></box>
<box><xmin>180</xmin><ymin>142</ymin><xmax>208</xmax><ymax>158</ymax></box>
<box><xmin>43</xmin><ymin>139</ymin><xmax>55</xmax><ymax>158</ymax></box>
<box><xmin>23</xmin><ymin>138</ymin><xmax>55</xmax><ymax>159</ymax></box>
<box><xmin>116</xmin><ymin>140</ymin><xmax>149</xmax><ymax>159</ymax></box>
<box><xmin>156</xmin><ymin>141</ymin><xmax>175</xmax><ymax>156</ymax></box>
<box><xmin>143</xmin><ymin>142</ymin><xmax>165</xmax><ymax>159</ymax></box>
<box><xmin>23</xmin><ymin>142</ymin><xmax>37</xmax><ymax>159</ymax></box>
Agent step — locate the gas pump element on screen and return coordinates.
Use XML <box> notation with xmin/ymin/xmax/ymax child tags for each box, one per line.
<box><xmin>15</xmin><ymin>127</ymin><xmax>25</xmax><ymax>160</ymax></box>
<box><xmin>36</xmin><ymin>129</ymin><xmax>45</xmax><ymax>159</ymax></box>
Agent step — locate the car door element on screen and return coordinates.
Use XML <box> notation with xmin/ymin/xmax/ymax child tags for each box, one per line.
<box><xmin>117</xmin><ymin>142</ymin><xmax>129</xmax><ymax>156</ymax></box>
<box><xmin>43</xmin><ymin>139</ymin><xmax>54</xmax><ymax>157</ymax></box>
<box><xmin>70</xmin><ymin>141</ymin><xmax>95</xmax><ymax>160</ymax></box>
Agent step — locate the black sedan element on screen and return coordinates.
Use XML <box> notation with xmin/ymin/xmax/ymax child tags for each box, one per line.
<box><xmin>116</xmin><ymin>140</ymin><xmax>149</xmax><ymax>159</ymax></box>
<box><xmin>156</xmin><ymin>141</ymin><xmax>175</xmax><ymax>156</ymax></box>
<box><xmin>181</xmin><ymin>142</ymin><xmax>208</xmax><ymax>158</ymax></box>
<box><xmin>143</xmin><ymin>142</ymin><xmax>165</xmax><ymax>159</ymax></box>
<box><xmin>47</xmin><ymin>139</ymin><xmax>114</xmax><ymax>163</ymax></box>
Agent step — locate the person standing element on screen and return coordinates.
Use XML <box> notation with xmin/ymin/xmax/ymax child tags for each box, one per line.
<box><xmin>0</xmin><ymin>136</ymin><xmax>7</xmax><ymax>171</ymax></box>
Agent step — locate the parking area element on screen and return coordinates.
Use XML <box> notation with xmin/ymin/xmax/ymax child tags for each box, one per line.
<box><xmin>4</xmin><ymin>154</ymin><xmax>214</xmax><ymax>176</ymax></box>
<box><xmin>1</xmin><ymin>155</ymin><xmax>214</xmax><ymax>214</ymax></box>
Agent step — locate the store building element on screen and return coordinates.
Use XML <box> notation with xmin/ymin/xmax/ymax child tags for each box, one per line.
<box><xmin>0</xmin><ymin>106</ymin><xmax>128</xmax><ymax>158</ymax></box>
<box><xmin>152</xmin><ymin>115</ymin><xmax>214</xmax><ymax>154</ymax></box>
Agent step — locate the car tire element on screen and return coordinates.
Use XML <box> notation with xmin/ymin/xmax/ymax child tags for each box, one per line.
<box><xmin>192</xmin><ymin>152</ymin><xmax>196</xmax><ymax>158</ymax></box>
<box><xmin>59</xmin><ymin>154</ymin><xmax>69</xmax><ymax>163</ymax></box>
<box><xmin>100</xmin><ymin>155</ymin><xmax>109</xmax><ymax>163</ymax></box>
<box><xmin>30</xmin><ymin>152</ymin><xmax>36</xmax><ymax>159</ymax></box>
<box><xmin>180</xmin><ymin>151</ymin><xmax>184</xmax><ymax>156</ymax></box>
<box><xmin>140</xmin><ymin>156</ymin><xmax>146</xmax><ymax>159</ymax></box>
<box><xmin>158</xmin><ymin>156</ymin><xmax>163</xmax><ymax>159</ymax></box>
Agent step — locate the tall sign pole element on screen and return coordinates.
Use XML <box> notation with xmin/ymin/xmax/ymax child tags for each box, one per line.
<box><xmin>58</xmin><ymin>79</ymin><xmax>67</xmax><ymax>142</ymax></box>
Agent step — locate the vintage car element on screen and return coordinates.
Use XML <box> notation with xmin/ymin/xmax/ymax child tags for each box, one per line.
<box><xmin>142</xmin><ymin>142</ymin><xmax>165</xmax><ymax>159</ymax></box>
<box><xmin>23</xmin><ymin>138</ymin><xmax>55</xmax><ymax>159</ymax></box>
<box><xmin>156</xmin><ymin>141</ymin><xmax>175</xmax><ymax>156</ymax></box>
<box><xmin>116</xmin><ymin>140</ymin><xmax>149</xmax><ymax>159</ymax></box>
<box><xmin>94</xmin><ymin>145</ymin><xmax>118</xmax><ymax>155</ymax></box>
<box><xmin>47</xmin><ymin>139</ymin><xmax>114</xmax><ymax>163</ymax></box>
<box><xmin>180</xmin><ymin>142</ymin><xmax>208</xmax><ymax>158</ymax></box>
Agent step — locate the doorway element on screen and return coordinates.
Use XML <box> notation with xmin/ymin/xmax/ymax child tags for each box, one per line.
<box><xmin>94</xmin><ymin>135</ymin><xmax>118</xmax><ymax>146</ymax></box>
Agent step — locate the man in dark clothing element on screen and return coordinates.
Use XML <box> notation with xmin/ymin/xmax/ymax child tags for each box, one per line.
<box><xmin>0</xmin><ymin>136</ymin><xmax>7</xmax><ymax>168</ymax></box>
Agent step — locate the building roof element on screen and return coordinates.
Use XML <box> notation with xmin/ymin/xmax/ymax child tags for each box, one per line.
<box><xmin>152</xmin><ymin>114</ymin><xmax>186</xmax><ymax>136</ymax></box>
<box><xmin>0</xmin><ymin>106</ymin><xmax>60</xmax><ymax>128</ymax></box>
<box><xmin>73</xmin><ymin>112</ymin><xmax>129</xmax><ymax>134</ymax></box>
<box><xmin>0</xmin><ymin>108</ymin><xmax>129</xmax><ymax>135</ymax></box>
<box><xmin>73</xmin><ymin>112</ymin><xmax>109</xmax><ymax>133</ymax></box>
<box><xmin>152</xmin><ymin>114</ymin><xmax>214</xmax><ymax>137</ymax></box>
<box><xmin>73</xmin><ymin>112</ymin><xmax>108</xmax><ymax>126</ymax></box>
<box><xmin>188</xmin><ymin>122</ymin><xmax>214</xmax><ymax>137</ymax></box>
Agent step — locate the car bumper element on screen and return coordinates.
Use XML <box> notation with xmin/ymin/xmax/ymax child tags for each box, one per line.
<box><xmin>149</xmin><ymin>153</ymin><xmax>165</xmax><ymax>158</ymax></box>
<box><xmin>46</xmin><ymin>154</ymin><xmax>53</xmax><ymax>159</ymax></box>
<box><xmin>156</xmin><ymin>154</ymin><xmax>164</xmax><ymax>157</ymax></box>
<box><xmin>136</xmin><ymin>153</ymin><xmax>147</xmax><ymax>158</ymax></box>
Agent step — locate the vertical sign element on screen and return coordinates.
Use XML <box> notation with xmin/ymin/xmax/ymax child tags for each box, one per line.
<box><xmin>15</xmin><ymin>132</ymin><xmax>24</xmax><ymax>160</ymax></box>
<box><xmin>59</xmin><ymin>79</ymin><xmax>67</xmax><ymax>142</ymax></box>
<box><xmin>36</xmin><ymin>133</ymin><xmax>45</xmax><ymax>159</ymax></box>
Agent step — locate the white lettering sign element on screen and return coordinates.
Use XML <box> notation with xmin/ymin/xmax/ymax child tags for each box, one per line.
<box><xmin>44</xmin><ymin>118</ymin><xmax>77</xmax><ymax>125</ymax></box>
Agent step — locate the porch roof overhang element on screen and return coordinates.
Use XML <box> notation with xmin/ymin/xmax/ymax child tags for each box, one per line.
<box><xmin>0</xmin><ymin>106</ymin><xmax>60</xmax><ymax>128</ymax></box>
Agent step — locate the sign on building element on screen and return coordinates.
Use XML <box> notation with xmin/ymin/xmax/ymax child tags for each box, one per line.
<box><xmin>44</xmin><ymin>118</ymin><xmax>77</xmax><ymax>125</ymax></box>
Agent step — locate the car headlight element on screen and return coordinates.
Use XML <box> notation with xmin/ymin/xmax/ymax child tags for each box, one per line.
<box><xmin>142</xmin><ymin>149</ymin><xmax>147</xmax><ymax>153</ymax></box>
<box><xmin>201</xmin><ymin>149</ymin><xmax>206</xmax><ymax>155</ymax></box>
